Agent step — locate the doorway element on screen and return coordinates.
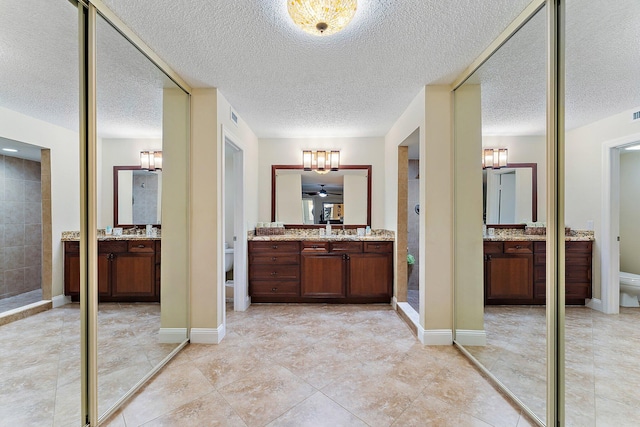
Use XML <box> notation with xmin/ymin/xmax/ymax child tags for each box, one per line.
<box><xmin>601</xmin><ymin>132</ymin><xmax>640</xmax><ymax>314</ymax></box>
<box><xmin>222</xmin><ymin>127</ymin><xmax>248</xmax><ymax>312</ymax></box>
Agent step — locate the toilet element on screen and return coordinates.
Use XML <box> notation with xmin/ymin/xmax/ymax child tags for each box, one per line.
<box><xmin>225</xmin><ymin>242</ymin><xmax>234</xmax><ymax>301</ymax></box>
<box><xmin>620</xmin><ymin>271</ymin><xmax>640</xmax><ymax>307</ymax></box>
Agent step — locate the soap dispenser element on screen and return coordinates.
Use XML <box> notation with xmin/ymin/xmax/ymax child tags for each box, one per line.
<box><xmin>326</xmin><ymin>222</ymin><xmax>331</xmax><ymax>236</ymax></box>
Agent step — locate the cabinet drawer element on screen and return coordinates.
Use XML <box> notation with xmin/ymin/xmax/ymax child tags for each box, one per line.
<box><xmin>534</xmin><ymin>282</ymin><xmax>546</xmax><ymax>299</ymax></box>
<box><xmin>331</xmin><ymin>241</ymin><xmax>363</xmax><ymax>253</ymax></box>
<box><xmin>301</xmin><ymin>241</ymin><xmax>329</xmax><ymax>252</ymax></box>
<box><xmin>250</xmin><ymin>281</ymin><xmax>299</xmax><ymax>296</ymax></box>
<box><xmin>128</xmin><ymin>240</ymin><xmax>155</xmax><ymax>253</ymax></box>
<box><xmin>534</xmin><ymin>266</ymin><xmax>546</xmax><ymax>282</ymax></box>
<box><xmin>566</xmin><ymin>266</ymin><xmax>591</xmax><ymax>282</ymax></box>
<box><xmin>566</xmin><ymin>254</ymin><xmax>592</xmax><ymax>266</ymax></box>
<box><xmin>484</xmin><ymin>241</ymin><xmax>503</xmax><ymax>254</ymax></box>
<box><xmin>363</xmin><ymin>242</ymin><xmax>392</xmax><ymax>253</ymax></box>
<box><xmin>504</xmin><ymin>241</ymin><xmax>533</xmax><ymax>254</ymax></box>
<box><xmin>566</xmin><ymin>283</ymin><xmax>591</xmax><ymax>299</ymax></box>
<box><xmin>566</xmin><ymin>241</ymin><xmax>592</xmax><ymax>253</ymax></box>
<box><xmin>98</xmin><ymin>241</ymin><xmax>127</xmax><ymax>253</ymax></box>
<box><xmin>534</xmin><ymin>241</ymin><xmax>546</xmax><ymax>253</ymax></box>
<box><xmin>250</xmin><ymin>241</ymin><xmax>299</xmax><ymax>253</ymax></box>
<box><xmin>155</xmin><ymin>241</ymin><xmax>161</xmax><ymax>263</ymax></box>
<box><xmin>534</xmin><ymin>253</ymin><xmax>546</xmax><ymax>266</ymax></box>
<box><xmin>65</xmin><ymin>241</ymin><xmax>80</xmax><ymax>253</ymax></box>
<box><xmin>250</xmin><ymin>254</ymin><xmax>300</xmax><ymax>265</ymax></box>
<box><xmin>250</xmin><ymin>264</ymin><xmax>300</xmax><ymax>280</ymax></box>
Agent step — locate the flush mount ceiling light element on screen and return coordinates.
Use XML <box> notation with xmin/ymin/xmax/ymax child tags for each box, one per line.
<box><xmin>287</xmin><ymin>0</ymin><xmax>357</xmax><ymax>36</ymax></box>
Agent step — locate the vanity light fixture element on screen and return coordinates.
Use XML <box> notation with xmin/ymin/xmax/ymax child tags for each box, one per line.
<box><xmin>2</xmin><ymin>148</ymin><xmax>18</xmax><ymax>153</ymax></box>
<box><xmin>302</xmin><ymin>150</ymin><xmax>340</xmax><ymax>173</ymax></box>
<box><xmin>482</xmin><ymin>148</ymin><xmax>508</xmax><ymax>169</ymax></box>
<box><xmin>140</xmin><ymin>150</ymin><xmax>163</xmax><ymax>171</ymax></box>
<box><xmin>287</xmin><ymin>0</ymin><xmax>357</xmax><ymax>36</ymax></box>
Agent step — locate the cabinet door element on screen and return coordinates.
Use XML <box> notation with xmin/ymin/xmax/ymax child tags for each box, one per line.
<box><xmin>64</xmin><ymin>252</ymin><xmax>80</xmax><ymax>295</ymax></box>
<box><xmin>98</xmin><ymin>253</ymin><xmax>111</xmax><ymax>296</ymax></box>
<box><xmin>485</xmin><ymin>254</ymin><xmax>533</xmax><ymax>302</ymax></box>
<box><xmin>349</xmin><ymin>253</ymin><xmax>392</xmax><ymax>298</ymax></box>
<box><xmin>111</xmin><ymin>253</ymin><xmax>156</xmax><ymax>298</ymax></box>
<box><xmin>301</xmin><ymin>254</ymin><xmax>345</xmax><ymax>297</ymax></box>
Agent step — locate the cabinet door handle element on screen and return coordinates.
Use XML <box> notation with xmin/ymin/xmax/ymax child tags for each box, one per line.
<box><xmin>271</xmin><ymin>271</ymin><xmax>277</xmax><ymax>276</ymax></box>
<box><xmin>137</xmin><ymin>244</ymin><xmax>146</xmax><ymax>248</ymax></box>
<box><xmin>271</xmin><ymin>257</ymin><xmax>277</xmax><ymax>262</ymax></box>
<box><xmin>312</xmin><ymin>245</ymin><xmax>318</xmax><ymax>249</ymax></box>
<box><xmin>271</xmin><ymin>287</ymin><xmax>278</xmax><ymax>292</ymax></box>
<box><xmin>108</xmin><ymin>253</ymin><xmax>115</xmax><ymax>260</ymax></box>
<box><xmin>272</xmin><ymin>245</ymin><xmax>278</xmax><ymax>249</ymax></box>
<box><xmin>515</xmin><ymin>245</ymin><xmax>522</xmax><ymax>249</ymax></box>
<box><xmin>375</xmin><ymin>244</ymin><xmax>380</xmax><ymax>249</ymax></box>
<box><xmin>486</xmin><ymin>254</ymin><xmax>492</xmax><ymax>261</ymax></box>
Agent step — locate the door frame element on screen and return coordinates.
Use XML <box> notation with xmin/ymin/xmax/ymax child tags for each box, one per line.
<box><xmin>599</xmin><ymin>132</ymin><xmax>640</xmax><ymax>314</ymax></box>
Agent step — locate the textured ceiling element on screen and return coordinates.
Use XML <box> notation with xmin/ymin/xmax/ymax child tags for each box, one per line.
<box><xmin>1</xmin><ymin>0</ymin><xmax>638</xmax><ymax>143</ymax></box>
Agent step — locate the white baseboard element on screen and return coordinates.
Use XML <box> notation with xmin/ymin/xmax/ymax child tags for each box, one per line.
<box><xmin>419</xmin><ymin>328</ymin><xmax>453</xmax><ymax>346</ymax></box>
<box><xmin>455</xmin><ymin>329</ymin><xmax>487</xmax><ymax>346</ymax></box>
<box><xmin>190</xmin><ymin>324</ymin><xmax>226</xmax><ymax>344</ymax></box>
<box><xmin>52</xmin><ymin>295</ymin><xmax>71</xmax><ymax>308</ymax></box>
<box><xmin>587</xmin><ymin>298</ymin><xmax>604</xmax><ymax>313</ymax></box>
<box><xmin>159</xmin><ymin>328</ymin><xmax>188</xmax><ymax>343</ymax></box>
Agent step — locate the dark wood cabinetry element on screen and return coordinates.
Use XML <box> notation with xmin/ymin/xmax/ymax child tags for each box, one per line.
<box><xmin>484</xmin><ymin>240</ymin><xmax>592</xmax><ymax>305</ymax></box>
<box><xmin>64</xmin><ymin>239</ymin><xmax>160</xmax><ymax>302</ymax></box>
<box><xmin>249</xmin><ymin>239</ymin><xmax>393</xmax><ymax>303</ymax></box>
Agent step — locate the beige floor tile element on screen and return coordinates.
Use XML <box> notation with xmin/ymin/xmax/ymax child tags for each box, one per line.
<box><xmin>217</xmin><ymin>364</ymin><xmax>316</xmax><ymax>426</ymax></box>
<box><xmin>391</xmin><ymin>394</ymin><xmax>492</xmax><ymax>427</ymax></box>
<box><xmin>595</xmin><ymin>396</ymin><xmax>640</xmax><ymax>427</ymax></box>
<box><xmin>266</xmin><ymin>392</ymin><xmax>368</xmax><ymax>427</ymax></box>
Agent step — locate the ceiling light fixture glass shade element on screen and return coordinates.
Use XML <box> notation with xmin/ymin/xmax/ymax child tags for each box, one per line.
<box><xmin>288</xmin><ymin>0</ymin><xmax>357</xmax><ymax>36</ymax></box>
<box><xmin>140</xmin><ymin>150</ymin><xmax>163</xmax><ymax>171</ymax></box>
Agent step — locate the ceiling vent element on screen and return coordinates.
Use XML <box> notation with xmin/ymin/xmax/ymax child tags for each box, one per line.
<box><xmin>230</xmin><ymin>108</ymin><xmax>239</xmax><ymax>126</ymax></box>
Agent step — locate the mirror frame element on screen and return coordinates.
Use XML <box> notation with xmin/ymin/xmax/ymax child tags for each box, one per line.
<box><xmin>271</xmin><ymin>164</ymin><xmax>372</xmax><ymax>227</ymax></box>
<box><xmin>113</xmin><ymin>165</ymin><xmax>162</xmax><ymax>227</ymax></box>
<box><xmin>484</xmin><ymin>162</ymin><xmax>538</xmax><ymax>228</ymax></box>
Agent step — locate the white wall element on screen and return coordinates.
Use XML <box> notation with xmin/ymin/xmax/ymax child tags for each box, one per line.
<box><xmin>0</xmin><ymin>106</ymin><xmax>79</xmax><ymax>298</ymax></box>
<box><xmin>258</xmin><ymin>137</ymin><xmax>386</xmax><ymax>229</ymax></box>
<box><xmin>566</xmin><ymin>107</ymin><xmax>640</xmax><ymax>299</ymax></box>
<box><xmin>98</xmin><ymin>138</ymin><xmax>162</xmax><ymax>228</ymax></box>
<box><xmin>483</xmin><ymin>135</ymin><xmax>546</xmax><ymax>222</ymax></box>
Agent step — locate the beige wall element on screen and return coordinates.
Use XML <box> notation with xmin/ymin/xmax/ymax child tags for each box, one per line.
<box><xmin>453</xmin><ymin>84</ymin><xmax>484</xmax><ymax>333</ymax></box>
<box><xmin>620</xmin><ymin>151</ymin><xmax>640</xmax><ymax>275</ymax></box>
<box><xmin>0</xmin><ymin>106</ymin><xmax>80</xmax><ymax>299</ymax></box>
<box><xmin>566</xmin><ymin>107</ymin><xmax>640</xmax><ymax>299</ymax></box>
<box><xmin>258</xmin><ymin>137</ymin><xmax>386</xmax><ymax>229</ymax></box>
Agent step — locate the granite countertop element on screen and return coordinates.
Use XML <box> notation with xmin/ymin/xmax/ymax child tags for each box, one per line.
<box><xmin>61</xmin><ymin>231</ymin><xmax>161</xmax><ymax>241</ymax></box>
<box><xmin>483</xmin><ymin>229</ymin><xmax>594</xmax><ymax>242</ymax></box>
<box><xmin>248</xmin><ymin>228</ymin><xmax>395</xmax><ymax>242</ymax></box>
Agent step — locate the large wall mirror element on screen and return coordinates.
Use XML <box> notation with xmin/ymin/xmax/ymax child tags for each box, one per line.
<box><xmin>271</xmin><ymin>165</ymin><xmax>372</xmax><ymax>226</ymax></box>
<box><xmin>483</xmin><ymin>163</ymin><xmax>537</xmax><ymax>225</ymax></box>
<box><xmin>114</xmin><ymin>166</ymin><xmax>162</xmax><ymax>227</ymax></box>
<box><xmin>454</xmin><ymin>4</ymin><xmax>547</xmax><ymax>425</ymax></box>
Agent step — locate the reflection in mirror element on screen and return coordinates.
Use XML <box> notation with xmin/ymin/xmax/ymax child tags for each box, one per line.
<box><xmin>454</xmin><ymin>6</ymin><xmax>547</xmax><ymax>424</ymax></box>
<box><xmin>0</xmin><ymin>0</ymin><xmax>80</xmax><ymax>425</ymax></box>
<box><xmin>272</xmin><ymin>165</ymin><xmax>371</xmax><ymax>226</ymax></box>
<box><xmin>114</xmin><ymin>167</ymin><xmax>162</xmax><ymax>226</ymax></box>
<box><xmin>564</xmin><ymin>1</ymin><xmax>640</xmax><ymax>424</ymax></box>
<box><xmin>96</xmin><ymin>12</ymin><xmax>189</xmax><ymax>421</ymax></box>
<box><xmin>483</xmin><ymin>163</ymin><xmax>537</xmax><ymax>225</ymax></box>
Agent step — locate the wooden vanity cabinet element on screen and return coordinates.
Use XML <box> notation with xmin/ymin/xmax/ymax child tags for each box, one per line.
<box><xmin>64</xmin><ymin>239</ymin><xmax>160</xmax><ymax>302</ymax></box>
<box><xmin>484</xmin><ymin>240</ymin><xmax>592</xmax><ymax>305</ymax></box>
<box><xmin>249</xmin><ymin>240</ymin><xmax>393</xmax><ymax>303</ymax></box>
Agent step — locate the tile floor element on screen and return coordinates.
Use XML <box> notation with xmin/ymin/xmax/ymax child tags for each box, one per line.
<box><xmin>0</xmin><ymin>303</ymin><xmax>177</xmax><ymax>426</ymax></box>
<box><xmin>466</xmin><ymin>305</ymin><xmax>640</xmax><ymax>426</ymax></box>
<box><xmin>105</xmin><ymin>304</ymin><xmax>533</xmax><ymax>427</ymax></box>
<box><xmin>0</xmin><ymin>288</ymin><xmax>42</xmax><ymax>313</ymax></box>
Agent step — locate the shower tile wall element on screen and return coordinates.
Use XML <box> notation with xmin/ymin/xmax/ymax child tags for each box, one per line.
<box><xmin>407</xmin><ymin>159</ymin><xmax>419</xmax><ymax>291</ymax></box>
<box><xmin>132</xmin><ymin>173</ymin><xmax>158</xmax><ymax>225</ymax></box>
<box><xmin>0</xmin><ymin>155</ymin><xmax>42</xmax><ymax>300</ymax></box>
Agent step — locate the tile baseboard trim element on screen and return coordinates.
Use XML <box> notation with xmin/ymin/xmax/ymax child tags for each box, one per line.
<box><xmin>159</xmin><ymin>328</ymin><xmax>188</xmax><ymax>343</ymax></box>
<box><xmin>190</xmin><ymin>324</ymin><xmax>226</xmax><ymax>344</ymax></box>
<box><xmin>391</xmin><ymin>296</ymin><xmax>398</xmax><ymax>310</ymax></box>
<box><xmin>420</xmin><ymin>328</ymin><xmax>453</xmax><ymax>345</ymax></box>
<box><xmin>455</xmin><ymin>329</ymin><xmax>487</xmax><ymax>346</ymax></box>
<box><xmin>52</xmin><ymin>295</ymin><xmax>71</xmax><ymax>308</ymax></box>
<box><xmin>586</xmin><ymin>298</ymin><xmax>603</xmax><ymax>313</ymax></box>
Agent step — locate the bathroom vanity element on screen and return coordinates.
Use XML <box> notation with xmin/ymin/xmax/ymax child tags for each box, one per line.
<box><xmin>248</xmin><ymin>233</ymin><xmax>393</xmax><ymax>303</ymax></box>
<box><xmin>63</xmin><ymin>234</ymin><xmax>161</xmax><ymax>302</ymax></box>
<box><xmin>483</xmin><ymin>231</ymin><xmax>593</xmax><ymax>305</ymax></box>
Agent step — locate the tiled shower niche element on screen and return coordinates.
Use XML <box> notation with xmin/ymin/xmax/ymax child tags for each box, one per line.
<box><xmin>0</xmin><ymin>155</ymin><xmax>42</xmax><ymax>300</ymax></box>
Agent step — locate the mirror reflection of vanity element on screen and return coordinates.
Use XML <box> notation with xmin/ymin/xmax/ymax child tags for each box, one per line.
<box><xmin>483</xmin><ymin>162</ymin><xmax>537</xmax><ymax>225</ymax></box>
<box><xmin>271</xmin><ymin>165</ymin><xmax>371</xmax><ymax>226</ymax></box>
<box><xmin>113</xmin><ymin>166</ymin><xmax>162</xmax><ymax>227</ymax></box>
